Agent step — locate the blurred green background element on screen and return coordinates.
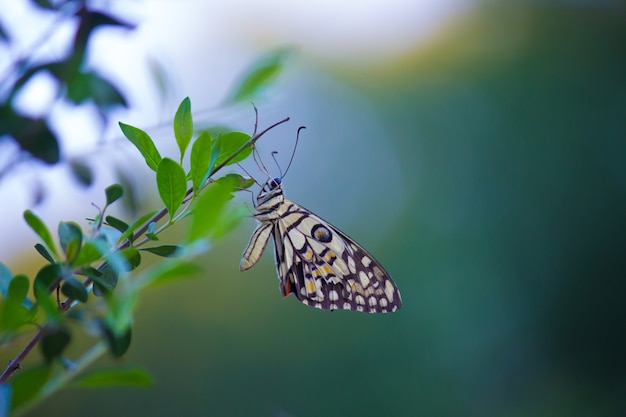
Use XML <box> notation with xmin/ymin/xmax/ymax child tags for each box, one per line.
<box><xmin>5</xmin><ymin>1</ymin><xmax>625</xmax><ymax>416</ymax></box>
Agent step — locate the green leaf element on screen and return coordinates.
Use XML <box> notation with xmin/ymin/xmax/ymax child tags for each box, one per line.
<box><xmin>116</xmin><ymin>210</ymin><xmax>158</xmax><ymax>245</ymax></box>
<box><xmin>146</xmin><ymin>222</ymin><xmax>158</xmax><ymax>241</ymax></box>
<box><xmin>71</xmin><ymin>366</ymin><xmax>153</xmax><ymax>388</ymax></box>
<box><xmin>72</xmin><ymin>240</ymin><xmax>105</xmax><ymax>266</ymax></box>
<box><xmin>69</xmin><ymin>159</ymin><xmax>93</xmax><ymax>186</ymax></box>
<box><xmin>227</xmin><ymin>48</ymin><xmax>292</xmax><ymax>103</ymax></box>
<box><xmin>91</xmin><ymin>264</ymin><xmax>118</xmax><ymax>295</ymax></box>
<box><xmin>34</xmin><ymin>243</ymin><xmax>55</xmax><ymax>263</ymax></box>
<box><xmin>213</xmin><ymin>132</ymin><xmax>252</xmax><ymax>168</ymax></box>
<box><xmin>120</xmin><ymin>247</ymin><xmax>141</xmax><ymax>270</ymax></box>
<box><xmin>156</xmin><ymin>158</ymin><xmax>187</xmax><ymax>219</ymax></box>
<box><xmin>33</xmin><ymin>264</ymin><xmax>61</xmax><ymax>293</ymax></box>
<box><xmin>105</xmin><ymin>215</ymin><xmax>129</xmax><ymax>234</ymax></box>
<box><xmin>139</xmin><ymin>245</ymin><xmax>182</xmax><ymax>257</ymax></box>
<box><xmin>23</xmin><ymin>210</ymin><xmax>58</xmax><ymax>258</ymax></box>
<box><xmin>189</xmin><ymin>130</ymin><xmax>214</xmax><ymax>192</ymax></box>
<box><xmin>119</xmin><ymin>122</ymin><xmax>162</xmax><ymax>171</ymax></box>
<box><xmin>105</xmin><ymin>184</ymin><xmax>124</xmax><ymax>205</ymax></box>
<box><xmin>138</xmin><ymin>261</ymin><xmax>202</xmax><ymax>287</ymax></box>
<box><xmin>40</xmin><ymin>327</ymin><xmax>71</xmax><ymax>362</ymax></box>
<box><xmin>61</xmin><ymin>277</ymin><xmax>88</xmax><ymax>303</ymax></box>
<box><xmin>10</xmin><ymin>364</ymin><xmax>53</xmax><ymax>411</ymax></box>
<box><xmin>0</xmin><ymin>263</ymin><xmax>11</xmax><ymax>299</ymax></box>
<box><xmin>58</xmin><ymin>222</ymin><xmax>83</xmax><ymax>264</ymax></box>
<box><xmin>185</xmin><ymin>176</ymin><xmax>238</xmax><ymax>243</ymax></box>
<box><xmin>217</xmin><ymin>173</ymin><xmax>255</xmax><ymax>190</ymax></box>
<box><xmin>0</xmin><ymin>275</ymin><xmax>31</xmax><ymax>330</ymax></box>
<box><xmin>33</xmin><ymin>284</ymin><xmax>62</xmax><ymax>323</ymax></box>
<box><xmin>101</xmin><ymin>322</ymin><xmax>132</xmax><ymax>357</ymax></box>
<box><xmin>174</xmin><ymin>97</ymin><xmax>193</xmax><ymax>161</ymax></box>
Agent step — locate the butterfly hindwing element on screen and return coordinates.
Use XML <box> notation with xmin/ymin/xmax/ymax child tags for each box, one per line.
<box><xmin>241</xmin><ymin>178</ymin><xmax>402</xmax><ymax>313</ymax></box>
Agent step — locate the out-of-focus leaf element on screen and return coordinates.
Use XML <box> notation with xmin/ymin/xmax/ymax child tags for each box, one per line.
<box><xmin>69</xmin><ymin>159</ymin><xmax>93</xmax><ymax>187</ymax></box>
<box><xmin>33</xmin><ymin>264</ymin><xmax>61</xmax><ymax>293</ymax></box>
<box><xmin>61</xmin><ymin>277</ymin><xmax>88</xmax><ymax>303</ymax></box>
<box><xmin>23</xmin><ymin>210</ymin><xmax>58</xmax><ymax>258</ymax></box>
<box><xmin>139</xmin><ymin>245</ymin><xmax>182</xmax><ymax>258</ymax></box>
<box><xmin>138</xmin><ymin>261</ymin><xmax>201</xmax><ymax>287</ymax></box>
<box><xmin>72</xmin><ymin>240</ymin><xmax>105</xmax><ymax>267</ymax></box>
<box><xmin>156</xmin><ymin>158</ymin><xmax>187</xmax><ymax>219</ymax></box>
<box><xmin>0</xmin><ymin>263</ymin><xmax>12</xmax><ymax>299</ymax></box>
<box><xmin>105</xmin><ymin>184</ymin><xmax>124</xmax><ymax>206</ymax></box>
<box><xmin>40</xmin><ymin>327</ymin><xmax>71</xmax><ymax>362</ymax></box>
<box><xmin>119</xmin><ymin>123</ymin><xmax>162</xmax><ymax>171</ymax></box>
<box><xmin>190</xmin><ymin>130</ymin><xmax>214</xmax><ymax>192</ymax></box>
<box><xmin>0</xmin><ymin>384</ymin><xmax>10</xmax><ymax>417</ymax></box>
<box><xmin>11</xmin><ymin>117</ymin><xmax>60</xmax><ymax>164</ymax></box>
<box><xmin>174</xmin><ymin>97</ymin><xmax>193</xmax><ymax>160</ymax></box>
<box><xmin>58</xmin><ymin>222</ymin><xmax>82</xmax><ymax>264</ymax></box>
<box><xmin>119</xmin><ymin>248</ymin><xmax>141</xmax><ymax>270</ymax></box>
<box><xmin>213</xmin><ymin>132</ymin><xmax>252</xmax><ymax>168</ymax></box>
<box><xmin>116</xmin><ymin>210</ymin><xmax>158</xmax><ymax>245</ymax></box>
<box><xmin>71</xmin><ymin>366</ymin><xmax>153</xmax><ymax>388</ymax></box>
<box><xmin>91</xmin><ymin>264</ymin><xmax>118</xmax><ymax>296</ymax></box>
<box><xmin>217</xmin><ymin>173</ymin><xmax>255</xmax><ymax>190</ymax></box>
<box><xmin>101</xmin><ymin>321</ymin><xmax>132</xmax><ymax>358</ymax></box>
<box><xmin>9</xmin><ymin>364</ymin><xmax>53</xmax><ymax>412</ymax></box>
<box><xmin>105</xmin><ymin>215</ymin><xmax>129</xmax><ymax>234</ymax></box>
<box><xmin>226</xmin><ymin>48</ymin><xmax>292</xmax><ymax>103</ymax></box>
<box><xmin>0</xmin><ymin>275</ymin><xmax>31</xmax><ymax>330</ymax></box>
<box><xmin>34</xmin><ymin>243</ymin><xmax>55</xmax><ymax>263</ymax></box>
<box><xmin>146</xmin><ymin>222</ymin><xmax>158</xmax><ymax>241</ymax></box>
<box><xmin>185</xmin><ymin>176</ymin><xmax>238</xmax><ymax>243</ymax></box>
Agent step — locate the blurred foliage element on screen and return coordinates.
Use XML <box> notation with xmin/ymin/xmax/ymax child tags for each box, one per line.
<box><xmin>0</xmin><ymin>1</ymin><xmax>134</xmax><ymax>176</ymax></box>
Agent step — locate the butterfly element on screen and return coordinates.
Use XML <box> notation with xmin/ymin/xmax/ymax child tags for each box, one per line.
<box><xmin>240</xmin><ymin>177</ymin><xmax>402</xmax><ymax>313</ymax></box>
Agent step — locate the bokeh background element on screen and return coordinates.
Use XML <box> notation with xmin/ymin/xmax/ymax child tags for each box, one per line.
<box><xmin>1</xmin><ymin>0</ymin><xmax>625</xmax><ymax>416</ymax></box>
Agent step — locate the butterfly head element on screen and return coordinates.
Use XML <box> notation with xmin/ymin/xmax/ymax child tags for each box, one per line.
<box><xmin>256</xmin><ymin>177</ymin><xmax>285</xmax><ymax>206</ymax></box>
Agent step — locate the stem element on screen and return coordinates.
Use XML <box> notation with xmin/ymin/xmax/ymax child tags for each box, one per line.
<box><xmin>0</xmin><ymin>116</ymin><xmax>290</xmax><ymax>383</ymax></box>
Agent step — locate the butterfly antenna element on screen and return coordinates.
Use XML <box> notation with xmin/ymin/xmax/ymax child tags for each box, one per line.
<box><xmin>282</xmin><ymin>126</ymin><xmax>305</xmax><ymax>178</ymax></box>
<box><xmin>271</xmin><ymin>151</ymin><xmax>283</xmax><ymax>179</ymax></box>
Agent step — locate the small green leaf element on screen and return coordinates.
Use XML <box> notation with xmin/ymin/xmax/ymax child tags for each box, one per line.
<box><xmin>0</xmin><ymin>263</ymin><xmax>12</xmax><ymax>299</ymax></box>
<box><xmin>58</xmin><ymin>222</ymin><xmax>83</xmax><ymax>264</ymax></box>
<box><xmin>174</xmin><ymin>97</ymin><xmax>193</xmax><ymax>161</ymax></box>
<box><xmin>0</xmin><ymin>275</ymin><xmax>31</xmax><ymax>330</ymax></box>
<box><xmin>10</xmin><ymin>364</ymin><xmax>53</xmax><ymax>411</ymax></box>
<box><xmin>34</xmin><ymin>264</ymin><xmax>61</xmax><ymax>292</ymax></box>
<box><xmin>120</xmin><ymin>247</ymin><xmax>141</xmax><ymax>270</ymax></box>
<box><xmin>34</xmin><ymin>243</ymin><xmax>55</xmax><ymax>263</ymax></box>
<box><xmin>101</xmin><ymin>322</ymin><xmax>132</xmax><ymax>357</ymax></box>
<box><xmin>119</xmin><ymin>122</ymin><xmax>162</xmax><ymax>171</ymax></box>
<box><xmin>34</xmin><ymin>284</ymin><xmax>62</xmax><ymax>323</ymax></box>
<box><xmin>105</xmin><ymin>215</ymin><xmax>129</xmax><ymax>234</ymax></box>
<box><xmin>213</xmin><ymin>132</ymin><xmax>252</xmax><ymax>168</ymax></box>
<box><xmin>40</xmin><ymin>326</ymin><xmax>71</xmax><ymax>362</ymax></box>
<box><xmin>116</xmin><ymin>210</ymin><xmax>158</xmax><ymax>245</ymax></box>
<box><xmin>23</xmin><ymin>210</ymin><xmax>58</xmax><ymax>258</ymax></box>
<box><xmin>139</xmin><ymin>245</ymin><xmax>182</xmax><ymax>258</ymax></box>
<box><xmin>105</xmin><ymin>184</ymin><xmax>124</xmax><ymax>205</ymax></box>
<box><xmin>61</xmin><ymin>277</ymin><xmax>88</xmax><ymax>303</ymax></box>
<box><xmin>72</xmin><ymin>240</ymin><xmax>105</xmax><ymax>267</ymax></box>
<box><xmin>156</xmin><ymin>158</ymin><xmax>187</xmax><ymax>219</ymax></box>
<box><xmin>69</xmin><ymin>159</ymin><xmax>93</xmax><ymax>186</ymax></box>
<box><xmin>227</xmin><ymin>48</ymin><xmax>292</xmax><ymax>103</ymax></box>
<box><xmin>71</xmin><ymin>366</ymin><xmax>153</xmax><ymax>388</ymax></box>
<box><xmin>91</xmin><ymin>264</ymin><xmax>118</xmax><ymax>295</ymax></box>
<box><xmin>217</xmin><ymin>173</ymin><xmax>255</xmax><ymax>190</ymax></box>
<box><xmin>189</xmin><ymin>130</ymin><xmax>214</xmax><ymax>192</ymax></box>
<box><xmin>146</xmin><ymin>222</ymin><xmax>158</xmax><ymax>241</ymax></box>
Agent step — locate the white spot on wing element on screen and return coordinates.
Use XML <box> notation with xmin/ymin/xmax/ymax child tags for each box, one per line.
<box><xmin>359</xmin><ymin>271</ymin><xmax>370</xmax><ymax>288</ymax></box>
<box><xmin>385</xmin><ymin>279</ymin><xmax>395</xmax><ymax>302</ymax></box>
<box><xmin>361</xmin><ymin>256</ymin><xmax>372</xmax><ymax>267</ymax></box>
<box><xmin>329</xmin><ymin>290</ymin><xmax>339</xmax><ymax>301</ymax></box>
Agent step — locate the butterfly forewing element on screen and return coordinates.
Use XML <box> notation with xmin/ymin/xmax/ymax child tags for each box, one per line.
<box><xmin>241</xmin><ymin>178</ymin><xmax>402</xmax><ymax>313</ymax></box>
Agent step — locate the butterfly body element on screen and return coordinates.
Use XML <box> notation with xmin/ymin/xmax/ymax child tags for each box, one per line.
<box><xmin>241</xmin><ymin>178</ymin><xmax>402</xmax><ymax>313</ymax></box>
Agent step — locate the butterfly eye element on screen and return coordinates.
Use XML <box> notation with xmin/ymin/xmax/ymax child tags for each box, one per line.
<box><xmin>311</xmin><ymin>224</ymin><xmax>332</xmax><ymax>243</ymax></box>
<box><xmin>269</xmin><ymin>178</ymin><xmax>282</xmax><ymax>189</ymax></box>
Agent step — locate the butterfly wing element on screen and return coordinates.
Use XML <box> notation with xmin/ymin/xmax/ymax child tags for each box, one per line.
<box><xmin>273</xmin><ymin>199</ymin><xmax>402</xmax><ymax>313</ymax></box>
